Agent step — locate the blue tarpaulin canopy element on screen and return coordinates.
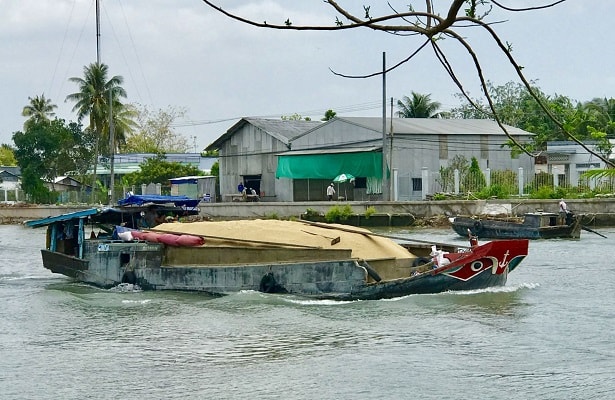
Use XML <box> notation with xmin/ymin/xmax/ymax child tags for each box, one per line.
<box><xmin>118</xmin><ymin>194</ymin><xmax>200</xmax><ymax>208</ymax></box>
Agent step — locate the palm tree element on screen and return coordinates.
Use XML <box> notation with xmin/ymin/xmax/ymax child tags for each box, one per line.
<box><xmin>21</xmin><ymin>94</ymin><xmax>57</xmax><ymax>128</ymax></box>
<box><xmin>583</xmin><ymin>97</ymin><xmax>615</xmax><ymax>137</ymax></box>
<box><xmin>66</xmin><ymin>62</ymin><xmax>127</xmax><ymax>201</ymax></box>
<box><xmin>103</xmin><ymin>102</ymin><xmax>138</xmax><ymax>153</ymax></box>
<box><xmin>396</xmin><ymin>92</ymin><xmax>442</xmax><ymax>118</ymax></box>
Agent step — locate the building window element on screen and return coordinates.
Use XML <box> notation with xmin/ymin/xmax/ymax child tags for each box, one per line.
<box><xmin>412</xmin><ymin>178</ymin><xmax>422</xmax><ymax>192</ymax></box>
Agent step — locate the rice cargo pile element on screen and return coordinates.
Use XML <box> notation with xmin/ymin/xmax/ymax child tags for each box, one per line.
<box><xmin>153</xmin><ymin>219</ymin><xmax>414</xmax><ymax>261</ymax></box>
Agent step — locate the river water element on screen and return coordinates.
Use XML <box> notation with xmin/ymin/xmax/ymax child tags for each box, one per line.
<box><xmin>1</xmin><ymin>224</ymin><xmax>613</xmax><ymax>400</ymax></box>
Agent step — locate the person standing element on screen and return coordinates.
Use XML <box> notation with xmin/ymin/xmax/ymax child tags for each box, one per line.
<box><xmin>238</xmin><ymin>182</ymin><xmax>244</xmax><ymax>193</ymax></box>
<box><xmin>558</xmin><ymin>199</ymin><xmax>569</xmax><ymax>224</ymax></box>
<box><xmin>326</xmin><ymin>183</ymin><xmax>335</xmax><ymax>201</ymax></box>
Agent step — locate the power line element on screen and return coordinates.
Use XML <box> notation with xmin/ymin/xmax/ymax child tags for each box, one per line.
<box><xmin>169</xmin><ymin>101</ymin><xmax>384</xmax><ymax>128</ymax></box>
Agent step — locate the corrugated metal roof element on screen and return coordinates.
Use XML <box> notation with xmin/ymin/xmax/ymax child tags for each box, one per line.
<box><xmin>335</xmin><ymin>117</ymin><xmax>534</xmax><ymax>136</ymax></box>
<box><xmin>0</xmin><ymin>166</ymin><xmax>21</xmax><ymax>176</ymax></box>
<box><xmin>206</xmin><ymin>117</ymin><xmax>322</xmax><ymax>150</ymax></box>
<box><xmin>276</xmin><ymin>146</ymin><xmax>381</xmax><ymax>156</ymax></box>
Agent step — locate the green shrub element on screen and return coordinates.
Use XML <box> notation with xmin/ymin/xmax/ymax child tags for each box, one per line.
<box><xmin>263</xmin><ymin>212</ymin><xmax>279</xmax><ymax>220</ymax></box>
<box><xmin>304</xmin><ymin>208</ymin><xmax>320</xmax><ymax>218</ymax></box>
<box><xmin>364</xmin><ymin>206</ymin><xmax>376</xmax><ymax>218</ymax></box>
<box><xmin>325</xmin><ymin>204</ymin><xmax>354</xmax><ymax>222</ymax></box>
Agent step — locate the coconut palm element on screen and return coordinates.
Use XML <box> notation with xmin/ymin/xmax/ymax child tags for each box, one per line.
<box><xmin>66</xmin><ymin>62</ymin><xmax>127</xmax><ymax>201</ymax></box>
<box><xmin>21</xmin><ymin>94</ymin><xmax>57</xmax><ymax>128</ymax></box>
<box><xmin>103</xmin><ymin>102</ymin><xmax>138</xmax><ymax>153</ymax></box>
<box><xmin>396</xmin><ymin>92</ymin><xmax>442</xmax><ymax>118</ymax></box>
<box><xmin>583</xmin><ymin>97</ymin><xmax>615</xmax><ymax>137</ymax></box>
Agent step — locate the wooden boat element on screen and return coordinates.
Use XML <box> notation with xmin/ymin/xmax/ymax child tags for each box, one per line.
<box><xmin>449</xmin><ymin>211</ymin><xmax>582</xmax><ymax>240</ymax></box>
<box><xmin>26</xmin><ymin>201</ymin><xmax>530</xmax><ymax>300</ymax></box>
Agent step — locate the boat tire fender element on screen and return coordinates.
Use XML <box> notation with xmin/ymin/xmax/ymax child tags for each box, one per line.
<box><xmin>121</xmin><ymin>270</ymin><xmax>137</xmax><ymax>285</ymax></box>
<box><xmin>362</xmin><ymin>261</ymin><xmax>382</xmax><ymax>282</ymax></box>
<box><xmin>412</xmin><ymin>257</ymin><xmax>431</xmax><ymax>267</ymax></box>
<box><xmin>259</xmin><ymin>272</ymin><xmax>278</xmax><ymax>293</ymax></box>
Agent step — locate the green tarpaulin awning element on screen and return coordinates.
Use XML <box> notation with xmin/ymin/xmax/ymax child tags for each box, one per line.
<box><xmin>276</xmin><ymin>151</ymin><xmax>383</xmax><ymax>179</ymax></box>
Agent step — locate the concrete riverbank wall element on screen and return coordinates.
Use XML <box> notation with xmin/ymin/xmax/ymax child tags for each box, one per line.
<box><xmin>3</xmin><ymin>198</ymin><xmax>615</xmax><ymax>226</ymax></box>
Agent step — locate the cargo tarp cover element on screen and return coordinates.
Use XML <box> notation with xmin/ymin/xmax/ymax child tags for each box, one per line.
<box><xmin>276</xmin><ymin>151</ymin><xmax>382</xmax><ymax>179</ymax></box>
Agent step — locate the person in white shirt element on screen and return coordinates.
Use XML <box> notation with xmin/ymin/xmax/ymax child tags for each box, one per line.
<box><xmin>326</xmin><ymin>183</ymin><xmax>335</xmax><ymax>201</ymax></box>
<box><xmin>558</xmin><ymin>199</ymin><xmax>569</xmax><ymax>224</ymax></box>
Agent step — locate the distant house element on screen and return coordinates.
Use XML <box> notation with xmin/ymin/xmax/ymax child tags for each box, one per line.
<box><xmin>92</xmin><ymin>153</ymin><xmax>218</xmax><ymax>192</ymax></box>
<box><xmin>206</xmin><ymin>118</ymin><xmax>322</xmax><ymax>202</ymax></box>
<box><xmin>0</xmin><ymin>166</ymin><xmax>21</xmax><ymax>190</ymax></box>
<box><xmin>170</xmin><ymin>175</ymin><xmax>217</xmax><ymax>202</ymax></box>
<box><xmin>208</xmin><ymin>117</ymin><xmax>535</xmax><ymax>202</ymax></box>
<box><xmin>545</xmin><ymin>141</ymin><xmax>614</xmax><ymax>188</ymax></box>
<box><xmin>46</xmin><ymin>176</ymin><xmax>86</xmax><ymax>191</ymax></box>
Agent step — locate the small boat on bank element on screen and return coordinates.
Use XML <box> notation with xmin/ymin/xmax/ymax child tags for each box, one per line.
<box><xmin>26</xmin><ymin>199</ymin><xmax>530</xmax><ymax>300</ymax></box>
<box><xmin>449</xmin><ymin>211</ymin><xmax>582</xmax><ymax>240</ymax></box>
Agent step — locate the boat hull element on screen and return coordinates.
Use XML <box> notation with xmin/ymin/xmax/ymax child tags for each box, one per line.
<box><xmin>39</xmin><ymin>238</ymin><xmax>528</xmax><ymax>300</ymax></box>
<box><xmin>451</xmin><ymin>214</ymin><xmax>582</xmax><ymax>239</ymax></box>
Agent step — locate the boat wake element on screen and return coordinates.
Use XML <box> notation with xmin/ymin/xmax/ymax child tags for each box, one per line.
<box><xmin>449</xmin><ymin>282</ymin><xmax>541</xmax><ymax>295</ymax></box>
<box><xmin>108</xmin><ymin>282</ymin><xmax>142</xmax><ymax>293</ymax></box>
<box><xmin>233</xmin><ymin>290</ymin><xmax>358</xmax><ymax>306</ymax></box>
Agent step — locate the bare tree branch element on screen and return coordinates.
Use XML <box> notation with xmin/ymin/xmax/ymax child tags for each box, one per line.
<box><xmin>199</xmin><ymin>0</ymin><xmax>612</xmax><ymax>166</ymax></box>
<box><xmin>491</xmin><ymin>0</ymin><xmax>567</xmax><ymax>12</ymax></box>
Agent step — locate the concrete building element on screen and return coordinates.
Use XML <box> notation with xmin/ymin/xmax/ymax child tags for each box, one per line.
<box><xmin>285</xmin><ymin>117</ymin><xmax>534</xmax><ymax>200</ymax></box>
<box><xmin>208</xmin><ymin>117</ymin><xmax>535</xmax><ymax>202</ymax></box>
<box><xmin>545</xmin><ymin>141</ymin><xmax>614</xmax><ymax>188</ymax></box>
<box><xmin>0</xmin><ymin>166</ymin><xmax>21</xmax><ymax>190</ymax></box>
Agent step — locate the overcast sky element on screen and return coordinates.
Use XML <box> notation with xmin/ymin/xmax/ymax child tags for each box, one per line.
<box><xmin>2</xmin><ymin>1</ymin><xmax>614</xmax><ymax>152</ymax></box>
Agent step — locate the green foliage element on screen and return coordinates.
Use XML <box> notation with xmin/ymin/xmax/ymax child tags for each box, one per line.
<box><xmin>437</xmin><ymin>154</ymin><xmax>468</xmax><ymax>192</ymax></box>
<box><xmin>66</xmin><ymin>62</ymin><xmax>128</xmax><ymax>157</ymax></box>
<box><xmin>281</xmin><ymin>113</ymin><xmax>311</xmax><ymax>121</ymax></box>
<box><xmin>461</xmin><ymin>157</ymin><xmax>486</xmax><ymax>192</ymax></box>
<box><xmin>13</xmin><ymin>119</ymin><xmax>91</xmax><ymax>198</ymax></box>
<box><xmin>210</xmin><ymin>161</ymin><xmax>219</xmax><ymax>177</ymax></box>
<box><xmin>21</xmin><ymin>94</ymin><xmax>57</xmax><ymax>129</ymax></box>
<box><xmin>123</xmin><ymin>154</ymin><xmax>204</xmax><ymax>193</ymax></box>
<box><xmin>325</xmin><ymin>204</ymin><xmax>354</xmax><ymax>222</ymax></box>
<box><xmin>397</xmin><ymin>92</ymin><xmax>442</xmax><ymax>118</ymax></box>
<box><xmin>0</xmin><ymin>144</ymin><xmax>17</xmax><ymax>166</ymax></box>
<box><xmin>304</xmin><ymin>208</ymin><xmax>320</xmax><ymax>218</ymax></box>
<box><xmin>476</xmin><ymin>184</ymin><xmax>509</xmax><ymax>199</ymax></box>
<box><xmin>529</xmin><ymin>185</ymin><xmax>568</xmax><ymax>199</ymax></box>
<box><xmin>364</xmin><ymin>206</ymin><xmax>376</xmax><ymax>218</ymax></box>
<box><xmin>322</xmin><ymin>109</ymin><xmax>336</xmax><ymax>121</ymax></box>
<box><xmin>263</xmin><ymin>212</ymin><xmax>279</xmax><ymax>220</ymax></box>
<box><xmin>19</xmin><ymin>166</ymin><xmax>54</xmax><ymax>204</ymax></box>
<box><xmin>203</xmin><ymin>149</ymin><xmax>219</xmax><ymax>157</ymax></box>
<box><xmin>450</xmin><ymin>80</ymin><xmax>578</xmax><ymax>151</ymax></box>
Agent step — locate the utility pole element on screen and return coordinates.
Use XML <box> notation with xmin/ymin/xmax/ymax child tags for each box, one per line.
<box><xmin>389</xmin><ymin>97</ymin><xmax>394</xmax><ymax>201</ymax></box>
<box><xmin>381</xmin><ymin>52</ymin><xmax>389</xmax><ymax>201</ymax></box>
<box><xmin>96</xmin><ymin>0</ymin><xmax>101</xmax><ymax>64</ymax></box>
<box><xmin>108</xmin><ymin>88</ymin><xmax>115</xmax><ymax>205</ymax></box>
